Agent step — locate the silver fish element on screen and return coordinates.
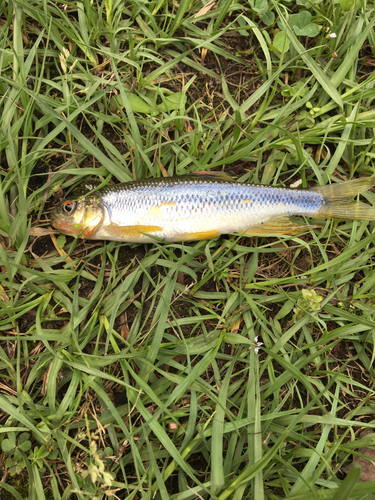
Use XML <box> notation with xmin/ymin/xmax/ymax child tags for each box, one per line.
<box><xmin>51</xmin><ymin>172</ymin><xmax>375</xmax><ymax>242</ymax></box>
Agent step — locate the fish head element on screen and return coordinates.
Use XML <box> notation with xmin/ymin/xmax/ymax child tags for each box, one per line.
<box><xmin>51</xmin><ymin>196</ymin><xmax>105</xmax><ymax>239</ymax></box>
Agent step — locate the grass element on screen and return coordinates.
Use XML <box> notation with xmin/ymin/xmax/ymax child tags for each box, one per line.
<box><xmin>1</xmin><ymin>0</ymin><xmax>375</xmax><ymax>498</ymax></box>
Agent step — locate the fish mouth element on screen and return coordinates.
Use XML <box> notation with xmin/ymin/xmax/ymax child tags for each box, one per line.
<box><xmin>49</xmin><ymin>213</ymin><xmax>93</xmax><ymax>238</ymax></box>
<box><xmin>50</xmin><ymin>210</ymin><xmax>68</xmax><ymax>232</ymax></box>
<box><xmin>50</xmin><ymin>210</ymin><xmax>74</xmax><ymax>235</ymax></box>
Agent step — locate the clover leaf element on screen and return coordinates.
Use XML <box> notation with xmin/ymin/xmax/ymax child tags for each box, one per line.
<box><xmin>277</xmin><ymin>11</ymin><xmax>320</xmax><ymax>38</ymax></box>
<box><xmin>272</xmin><ymin>31</ymin><xmax>290</xmax><ymax>52</ymax></box>
<box><xmin>289</xmin><ymin>11</ymin><xmax>320</xmax><ymax>37</ymax></box>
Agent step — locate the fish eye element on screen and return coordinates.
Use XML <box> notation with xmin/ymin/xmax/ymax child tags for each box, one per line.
<box><xmin>62</xmin><ymin>201</ymin><xmax>76</xmax><ymax>214</ymax></box>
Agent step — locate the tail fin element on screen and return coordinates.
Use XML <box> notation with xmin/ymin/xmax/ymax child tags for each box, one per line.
<box><xmin>312</xmin><ymin>177</ymin><xmax>375</xmax><ymax>221</ymax></box>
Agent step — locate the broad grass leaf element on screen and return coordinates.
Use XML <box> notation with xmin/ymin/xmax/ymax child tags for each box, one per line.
<box><xmin>19</xmin><ymin>440</ymin><xmax>32</xmax><ymax>452</ymax></box>
<box><xmin>289</xmin><ymin>11</ymin><xmax>320</xmax><ymax>37</ymax></box>
<box><xmin>241</xmin><ymin>16</ymin><xmax>272</xmax><ymax>76</ymax></box>
<box><xmin>0</xmin><ymin>483</ymin><xmax>23</xmax><ymax>500</ymax></box>
<box><xmin>339</xmin><ymin>0</ymin><xmax>356</xmax><ymax>10</ymax></box>
<box><xmin>272</xmin><ymin>31</ymin><xmax>290</xmax><ymax>52</ymax></box>
<box><xmin>237</xmin><ymin>15</ymin><xmax>249</xmax><ymax>36</ymax></box>
<box><xmin>0</xmin><ymin>50</ymin><xmax>13</xmax><ymax>69</ymax></box>
<box><xmin>294</xmin><ymin>24</ymin><xmax>320</xmax><ymax>36</ymax></box>
<box><xmin>331</xmin><ymin>463</ymin><xmax>362</xmax><ymax>499</ymax></box>
<box><xmin>252</xmin><ymin>0</ymin><xmax>268</xmax><ymax>15</ymax></box>
<box><xmin>117</xmin><ymin>92</ymin><xmax>152</xmax><ymax>114</ymax></box>
<box><xmin>158</xmin><ymin>92</ymin><xmax>186</xmax><ymax>112</ymax></box>
<box><xmin>1</xmin><ymin>437</ymin><xmax>15</xmax><ymax>452</ymax></box>
<box><xmin>223</xmin><ymin>332</ymin><xmax>253</xmax><ymax>345</ymax></box>
<box><xmin>298</xmin><ymin>10</ymin><xmax>311</xmax><ymax>26</ymax></box>
<box><xmin>261</xmin><ymin>11</ymin><xmax>275</xmax><ymax>25</ymax></box>
<box><xmin>211</xmin><ymin>362</ymin><xmax>234</xmax><ymax>495</ymax></box>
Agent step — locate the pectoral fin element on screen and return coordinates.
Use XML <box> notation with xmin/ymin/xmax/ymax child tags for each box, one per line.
<box><xmin>238</xmin><ymin>217</ymin><xmax>318</xmax><ymax>236</ymax></box>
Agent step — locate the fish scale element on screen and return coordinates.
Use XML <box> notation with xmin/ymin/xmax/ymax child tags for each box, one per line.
<box><xmin>50</xmin><ymin>174</ymin><xmax>375</xmax><ymax>243</ymax></box>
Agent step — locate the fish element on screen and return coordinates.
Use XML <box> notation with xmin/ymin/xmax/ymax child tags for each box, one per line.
<box><xmin>50</xmin><ymin>172</ymin><xmax>375</xmax><ymax>243</ymax></box>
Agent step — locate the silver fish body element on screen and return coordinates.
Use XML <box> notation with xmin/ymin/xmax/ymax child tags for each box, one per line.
<box><xmin>51</xmin><ymin>174</ymin><xmax>375</xmax><ymax>242</ymax></box>
<box><xmin>95</xmin><ymin>176</ymin><xmax>322</xmax><ymax>241</ymax></box>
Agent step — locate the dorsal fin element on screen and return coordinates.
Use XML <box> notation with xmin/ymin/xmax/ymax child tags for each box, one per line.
<box><xmin>189</xmin><ymin>171</ymin><xmax>234</xmax><ymax>182</ymax></box>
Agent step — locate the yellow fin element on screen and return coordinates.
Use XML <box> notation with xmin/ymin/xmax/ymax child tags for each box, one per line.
<box><xmin>178</xmin><ymin>230</ymin><xmax>221</xmax><ymax>241</ymax></box>
<box><xmin>105</xmin><ymin>224</ymin><xmax>163</xmax><ymax>239</ymax></box>
<box><xmin>311</xmin><ymin>177</ymin><xmax>375</xmax><ymax>198</ymax></box>
<box><xmin>308</xmin><ymin>177</ymin><xmax>375</xmax><ymax>221</ymax></box>
<box><xmin>239</xmin><ymin>217</ymin><xmax>317</xmax><ymax>236</ymax></box>
<box><xmin>316</xmin><ymin>200</ymin><xmax>375</xmax><ymax>221</ymax></box>
<box><xmin>190</xmin><ymin>171</ymin><xmax>233</xmax><ymax>181</ymax></box>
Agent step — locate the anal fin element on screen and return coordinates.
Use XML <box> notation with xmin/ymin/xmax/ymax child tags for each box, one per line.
<box><xmin>238</xmin><ymin>217</ymin><xmax>318</xmax><ymax>236</ymax></box>
<box><xmin>178</xmin><ymin>230</ymin><xmax>220</xmax><ymax>241</ymax></box>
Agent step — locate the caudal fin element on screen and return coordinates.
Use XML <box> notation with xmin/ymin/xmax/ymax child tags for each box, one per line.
<box><xmin>312</xmin><ymin>177</ymin><xmax>375</xmax><ymax>221</ymax></box>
